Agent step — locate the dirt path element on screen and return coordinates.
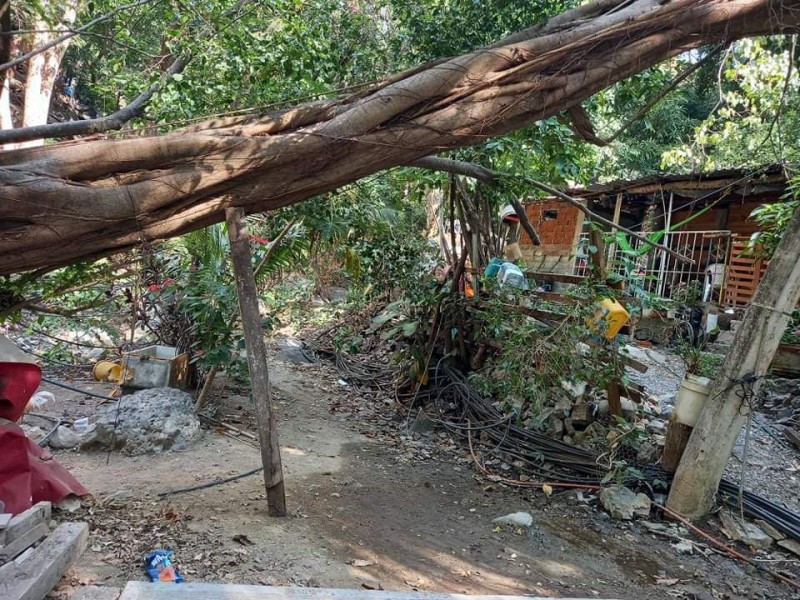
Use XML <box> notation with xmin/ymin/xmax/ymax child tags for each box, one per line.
<box><xmin>46</xmin><ymin>355</ymin><xmax>793</xmax><ymax>599</ymax></box>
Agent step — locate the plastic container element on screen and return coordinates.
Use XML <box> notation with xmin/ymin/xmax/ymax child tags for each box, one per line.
<box><xmin>28</xmin><ymin>390</ymin><xmax>55</xmax><ymax>410</ymax></box>
<box><xmin>484</xmin><ymin>257</ymin><xmax>503</xmax><ymax>278</ymax></box>
<box><xmin>705</xmin><ymin>312</ymin><xmax>719</xmax><ymax>333</ymax></box>
<box><xmin>674</xmin><ymin>374</ymin><xmax>712</xmax><ymax>427</ymax></box>
<box><xmin>588</xmin><ymin>298</ymin><xmax>630</xmax><ymax>339</ymax></box>
<box><xmin>497</xmin><ymin>262</ymin><xmax>528</xmax><ymax>290</ymax></box>
<box><xmin>92</xmin><ymin>360</ymin><xmax>124</xmax><ymax>383</ymax></box>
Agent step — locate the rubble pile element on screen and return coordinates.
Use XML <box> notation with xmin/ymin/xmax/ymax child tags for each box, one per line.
<box><xmin>81</xmin><ymin>388</ymin><xmax>202</xmax><ymax>455</ymax></box>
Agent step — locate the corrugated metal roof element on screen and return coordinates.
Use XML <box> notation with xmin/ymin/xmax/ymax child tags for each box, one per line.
<box><xmin>568</xmin><ymin>164</ymin><xmax>790</xmax><ymax>199</ymax></box>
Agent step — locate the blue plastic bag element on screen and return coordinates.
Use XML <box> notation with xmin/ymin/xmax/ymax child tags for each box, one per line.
<box><xmin>145</xmin><ymin>549</ymin><xmax>184</xmax><ymax>583</ymax></box>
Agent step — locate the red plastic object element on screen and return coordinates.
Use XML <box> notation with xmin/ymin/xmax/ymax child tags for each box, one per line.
<box><xmin>0</xmin><ymin>361</ymin><xmax>89</xmax><ymax>515</ymax></box>
<box><xmin>0</xmin><ymin>361</ymin><xmax>42</xmax><ymax>422</ymax></box>
<box><xmin>0</xmin><ymin>423</ymin><xmax>89</xmax><ymax>514</ymax></box>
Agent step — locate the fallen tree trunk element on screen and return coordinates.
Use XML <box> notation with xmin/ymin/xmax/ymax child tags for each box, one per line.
<box><xmin>1</xmin><ymin>0</ymin><xmax>798</xmax><ymax>274</ymax></box>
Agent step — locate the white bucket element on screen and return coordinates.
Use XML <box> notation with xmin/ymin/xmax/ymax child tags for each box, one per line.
<box><xmin>674</xmin><ymin>374</ymin><xmax>712</xmax><ymax>427</ymax></box>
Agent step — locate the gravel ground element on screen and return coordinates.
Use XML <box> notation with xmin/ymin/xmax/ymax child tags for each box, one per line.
<box><xmin>624</xmin><ymin>345</ymin><xmax>686</xmax><ymax>408</ymax></box>
<box><xmin>623</xmin><ymin>343</ymin><xmax>800</xmax><ymax>516</ymax></box>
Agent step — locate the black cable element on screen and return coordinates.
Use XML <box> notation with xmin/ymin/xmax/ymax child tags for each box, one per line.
<box><xmin>157</xmin><ymin>467</ymin><xmax>264</xmax><ymax>498</ymax></box>
<box><xmin>41</xmin><ymin>376</ymin><xmax>118</xmax><ymax>402</ymax></box>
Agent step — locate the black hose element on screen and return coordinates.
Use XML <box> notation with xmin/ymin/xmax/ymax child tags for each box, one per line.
<box><xmin>41</xmin><ymin>376</ymin><xmax>119</xmax><ymax>402</ymax></box>
<box><xmin>157</xmin><ymin>467</ymin><xmax>264</xmax><ymax>498</ymax></box>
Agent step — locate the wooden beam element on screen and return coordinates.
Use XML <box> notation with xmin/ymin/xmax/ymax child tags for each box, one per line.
<box><xmin>0</xmin><ymin>522</ymin><xmax>48</xmax><ymax>562</ymax></box>
<box><xmin>0</xmin><ymin>502</ymin><xmax>50</xmax><ymax>546</ymax></box>
<box><xmin>225</xmin><ymin>207</ymin><xmax>287</xmax><ymax>517</ymax></box>
<box><xmin>118</xmin><ymin>581</ymin><xmax>604</xmax><ymax>600</ymax></box>
<box><xmin>0</xmin><ymin>522</ymin><xmax>88</xmax><ymax>600</ymax></box>
<box><xmin>525</xmin><ymin>271</ymin><xmax>587</xmax><ymax>285</ymax></box>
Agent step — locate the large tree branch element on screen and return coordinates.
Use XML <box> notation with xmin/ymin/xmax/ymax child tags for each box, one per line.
<box><xmin>0</xmin><ymin>55</ymin><xmax>188</xmax><ymax>144</ymax></box>
<box><xmin>411</xmin><ymin>156</ymin><xmax>686</xmax><ymax>260</ymax></box>
<box><xmin>0</xmin><ymin>0</ymin><xmax>796</xmax><ymax>274</ymax></box>
<box><xmin>0</xmin><ymin>0</ymin><xmax>156</xmax><ymax>73</ymax></box>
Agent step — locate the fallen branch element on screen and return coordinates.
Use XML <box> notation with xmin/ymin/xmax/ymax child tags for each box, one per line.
<box><xmin>0</xmin><ymin>56</ymin><xmax>187</xmax><ymax>144</ymax></box>
<box><xmin>516</xmin><ymin>175</ymin><xmax>694</xmax><ymax>265</ymax></box>
<box><xmin>414</xmin><ymin>156</ymin><xmax>690</xmax><ymax>263</ymax></box>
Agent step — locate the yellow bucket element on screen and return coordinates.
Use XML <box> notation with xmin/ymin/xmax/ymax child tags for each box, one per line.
<box><xmin>588</xmin><ymin>298</ymin><xmax>630</xmax><ymax>339</ymax></box>
<box><xmin>92</xmin><ymin>360</ymin><xmax>123</xmax><ymax>383</ymax></box>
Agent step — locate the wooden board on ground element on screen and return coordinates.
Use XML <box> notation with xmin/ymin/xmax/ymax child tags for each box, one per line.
<box><xmin>0</xmin><ymin>522</ymin><xmax>88</xmax><ymax>600</ymax></box>
<box><xmin>0</xmin><ymin>502</ymin><xmax>51</xmax><ymax>546</ymax></box>
<box><xmin>0</xmin><ymin>522</ymin><xmax>48</xmax><ymax>562</ymax></box>
<box><xmin>118</xmin><ymin>582</ymin><xmax>607</xmax><ymax>600</ymax></box>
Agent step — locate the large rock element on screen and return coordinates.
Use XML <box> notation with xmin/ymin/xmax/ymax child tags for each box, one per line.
<box><xmin>719</xmin><ymin>510</ymin><xmax>773</xmax><ymax>550</ymax></box>
<box><xmin>48</xmin><ymin>425</ymin><xmax>81</xmax><ymax>449</ymax></box>
<box><xmin>599</xmin><ymin>485</ymin><xmax>651</xmax><ymax>520</ymax></box>
<box><xmin>81</xmin><ymin>388</ymin><xmax>201</xmax><ymax>455</ymax></box>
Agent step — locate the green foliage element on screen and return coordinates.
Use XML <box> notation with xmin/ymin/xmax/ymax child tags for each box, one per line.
<box><xmin>470</xmin><ymin>288</ymin><xmax>619</xmax><ymax>428</ymax></box>
<box><xmin>663</xmin><ymin>38</ymin><xmax>800</xmax><ymax>170</ymax></box>
<box><xmin>748</xmin><ymin>172</ymin><xmax>800</xmax><ymax>257</ymax></box>
<box><xmin>782</xmin><ymin>309</ymin><xmax>800</xmax><ymax>345</ymax></box>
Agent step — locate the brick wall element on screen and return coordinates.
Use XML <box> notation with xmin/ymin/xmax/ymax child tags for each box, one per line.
<box><xmin>672</xmin><ymin>200</ymin><xmax>771</xmax><ymax>235</ymax></box>
<box><xmin>517</xmin><ymin>200</ymin><xmax>583</xmax><ymax>275</ymax></box>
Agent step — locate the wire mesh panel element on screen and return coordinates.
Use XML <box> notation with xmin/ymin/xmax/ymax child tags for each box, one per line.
<box><xmin>572</xmin><ymin>230</ymin><xmax>732</xmax><ymax>302</ymax></box>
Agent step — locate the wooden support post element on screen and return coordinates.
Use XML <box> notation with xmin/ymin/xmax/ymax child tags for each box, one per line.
<box><xmin>606</xmin><ymin>193</ymin><xmax>623</xmax><ymax>276</ymax></box>
<box><xmin>606</xmin><ymin>380</ymin><xmax>622</xmax><ymax>417</ymax></box>
<box><xmin>589</xmin><ymin>227</ymin><xmax>606</xmax><ymax>282</ymax></box>
<box><xmin>661</xmin><ymin>418</ymin><xmax>693</xmax><ymax>472</ymax></box>
<box><xmin>668</xmin><ymin>206</ymin><xmax>800</xmax><ymax>518</ymax></box>
<box><xmin>225</xmin><ymin>207</ymin><xmax>287</xmax><ymax>517</ymax></box>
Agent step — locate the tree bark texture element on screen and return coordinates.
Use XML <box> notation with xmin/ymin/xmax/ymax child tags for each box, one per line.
<box><xmin>1</xmin><ymin>0</ymin><xmax>798</xmax><ymax>274</ymax></box>
<box><xmin>19</xmin><ymin>3</ymin><xmax>79</xmax><ymax>148</ymax></box>
<box><xmin>225</xmin><ymin>207</ymin><xmax>287</xmax><ymax>517</ymax></box>
<box><xmin>667</xmin><ymin>206</ymin><xmax>800</xmax><ymax>518</ymax></box>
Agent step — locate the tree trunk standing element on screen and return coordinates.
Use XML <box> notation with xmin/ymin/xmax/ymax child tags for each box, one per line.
<box><xmin>0</xmin><ymin>0</ymin><xmax>14</xmax><ymax>137</ymax></box>
<box><xmin>1</xmin><ymin>0</ymin><xmax>799</xmax><ymax>275</ymax></box>
<box><xmin>668</xmin><ymin>207</ymin><xmax>800</xmax><ymax>518</ymax></box>
<box><xmin>225</xmin><ymin>207</ymin><xmax>287</xmax><ymax>517</ymax></box>
<box><xmin>20</xmin><ymin>4</ymin><xmax>79</xmax><ymax>148</ymax></box>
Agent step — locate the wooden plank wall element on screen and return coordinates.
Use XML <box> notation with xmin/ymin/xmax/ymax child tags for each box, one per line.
<box><xmin>723</xmin><ymin>237</ymin><xmax>766</xmax><ymax>307</ymax></box>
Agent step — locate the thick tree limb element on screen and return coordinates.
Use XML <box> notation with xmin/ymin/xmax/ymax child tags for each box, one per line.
<box><xmin>513</xmin><ymin>175</ymin><xmax>693</xmax><ymax>264</ymax></box>
<box><xmin>0</xmin><ymin>56</ymin><xmax>187</xmax><ymax>144</ymax></box>
<box><xmin>565</xmin><ymin>105</ymin><xmax>609</xmax><ymax>146</ymax></box>
<box><xmin>0</xmin><ymin>0</ymin><xmax>796</xmax><ymax>274</ymax></box>
<box><xmin>0</xmin><ymin>0</ymin><xmax>156</xmax><ymax>73</ymax></box>
<box><xmin>410</xmin><ymin>157</ymin><xmax>496</xmax><ymax>184</ymax></box>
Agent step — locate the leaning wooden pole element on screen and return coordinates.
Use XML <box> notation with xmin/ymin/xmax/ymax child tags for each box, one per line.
<box><xmin>668</xmin><ymin>206</ymin><xmax>800</xmax><ymax>518</ymax></box>
<box><xmin>225</xmin><ymin>207</ymin><xmax>287</xmax><ymax>517</ymax></box>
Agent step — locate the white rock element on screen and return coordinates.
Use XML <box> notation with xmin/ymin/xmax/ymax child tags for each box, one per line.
<box><xmin>492</xmin><ymin>511</ymin><xmax>534</xmax><ymax>528</ymax></box>
<box><xmin>672</xmin><ymin>540</ymin><xmax>694</xmax><ymax>555</ymax></box>
<box><xmin>599</xmin><ymin>485</ymin><xmax>651</xmax><ymax>520</ymax></box>
<box><xmin>48</xmin><ymin>425</ymin><xmax>81</xmax><ymax>449</ymax></box>
<box><xmin>55</xmin><ymin>495</ymin><xmax>82</xmax><ymax>512</ymax></box>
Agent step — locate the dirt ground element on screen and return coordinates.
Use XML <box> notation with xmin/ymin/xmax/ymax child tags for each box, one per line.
<box><xmin>33</xmin><ymin>350</ymin><xmax>800</xmax><ymax>600</ymax></box>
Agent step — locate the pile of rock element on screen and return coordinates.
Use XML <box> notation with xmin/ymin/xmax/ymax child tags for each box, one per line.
<box><xmin>80</xmin><ymin>388</ymin><xmax>202</xmax><ymax>455</ymax></box>
<box><xmin>762</xmin><ymin>378</ymin><xmax>800</xmax><ymax>450</ymax></box>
